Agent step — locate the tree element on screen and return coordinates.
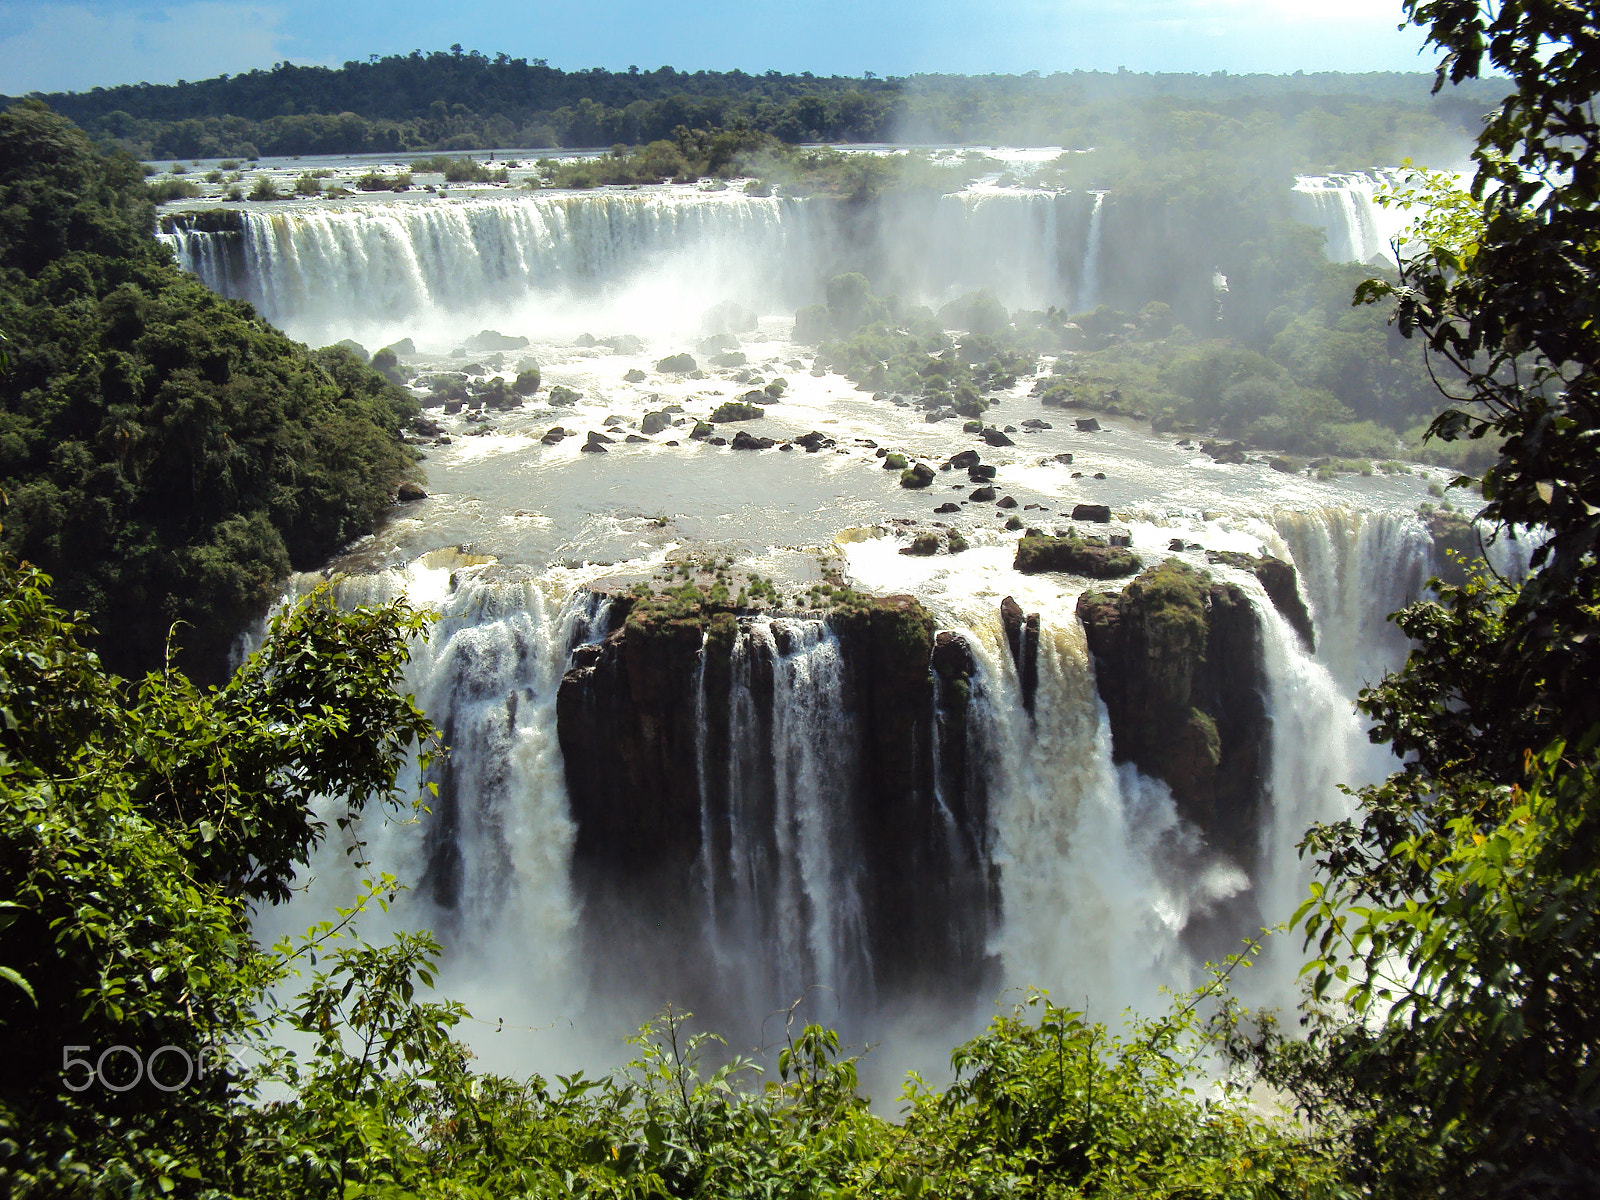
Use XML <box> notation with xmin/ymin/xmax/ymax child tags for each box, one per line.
<box><xmin>1236</xmin><ymin>4</ymin><xmax>1600</xmax><ymax>1197</ymax></box>
<box><xmin>0</xmin><ymin>560</ymin><xmax>436</xmax><ymax>1195</ymax></box>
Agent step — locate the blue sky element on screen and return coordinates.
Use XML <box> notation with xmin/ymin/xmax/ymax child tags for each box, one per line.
<box><xmin>0</xmin><ymin>0</ymin><xmax>1435</xmax><ymax>95</ymax></box>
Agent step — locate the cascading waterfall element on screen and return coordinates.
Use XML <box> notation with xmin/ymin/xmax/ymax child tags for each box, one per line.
<box><xmin>697</xmin><ymin>616</ymin><xmax>875</xmax><ymax>1023</ymax></box>
<box><xmin>1262</xmin><ymin>507</ymin><xmax>1435</xmax><ymax>694</ymax></box>
<box><xmin>1078</xmin><ymin>192</ymin><xmax>1106</xmax><ymax>311</ymax></box>
<box><xmin>159</xmin><ymin>188</ymin><xmax>1095</xmax><ymax>345</ymax></box>
<box><xmin>1291</xmin><ymin>171</ymin><xmax>1411</xmax><ymax>265</ymax></box>
<box><xmin>162</xmin><ymin>193</ymin><xmax>818</xmax><ymax>345</ymax></box>
<box><xmin>985</xmin><ymin>607</ymin><xmax>1251</xmax><ymax>1014</ymax></box>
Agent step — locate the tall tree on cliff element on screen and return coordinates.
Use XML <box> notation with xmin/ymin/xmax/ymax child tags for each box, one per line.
<box><xmin>1231</xmin><ymin>3</ymin><xmax>1600</xmax><ymax>1197</ymax></box>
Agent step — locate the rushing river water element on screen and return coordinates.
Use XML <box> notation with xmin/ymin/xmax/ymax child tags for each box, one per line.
<box><xmin>182</xmin><ymin>169</ymin><xmax>1516</xmax><ymax>1088</ymax></box>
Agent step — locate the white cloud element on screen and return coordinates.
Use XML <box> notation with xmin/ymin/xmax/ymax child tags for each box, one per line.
<box><xmin>0</xmin><ymin>2</ymin><xmax>289</xmax><ymax>94</ymax></box>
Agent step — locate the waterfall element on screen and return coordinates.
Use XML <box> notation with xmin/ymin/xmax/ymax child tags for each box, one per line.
<box><xmin>1263</xmin><ymin>507</ymin><xmax>1435</xmax><ymax>695</ymax></box>
<box><xmin>1291</xmin><ymin>171</ymin><xmax>1411</xmax><ymax>266</ymax></box>
<box><xmin>162</xmin><ymin>192</ymin><xmax>816</xmax><ymax>346</ymax></box>
<box><xmin>1078</xmin><ymin>192</ymin><xmax>1105</xmax><ymax>311</ymax></box>
<box><xmin>160</xmin><ymin>188</ymin><xmax>1093</xmax><ymax>346</ymax></box>
<box><xmin>698</xmin><ymin>616</ymin><xmax>874</xmax><ymax>1021</ymax></box>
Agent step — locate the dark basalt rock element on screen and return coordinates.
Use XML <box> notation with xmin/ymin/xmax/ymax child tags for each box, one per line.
<box><xmin>968</xmin><ymin>464</ymin><xmax>997</xmax><ymax>483</ymax></box>
<box><xmin>901</xmin><ymin>532</ymin><xmax>942</xmax><ymax>556</ymax></box>
<box><xmin>900</xmin><ymin>462</ymin><xmax>936</xmax><ymax>488</ymax></box>
<box><xmin>1424</xmin><ymin>509</ymin><xmax>1486</xmax><ymax>587</ymax></box>
<box><xmin>1014</xmin><ymin>535</ymin><xmax>1142</xmax><ymax>578</ymax></box>
<box><xmin>580</xmin><ymin>441</ymin><xmax>608</xmax><ymax>453</ymax></box>
<box><xmin>996</xmin><ymin>496</ymin><xmax>1018</xmax><ymax>509</ymax></box>
<box><xmin>1022</xmin><ymin>419</ymin><xmax>1053</xmax><ymax>430</ymax></box>
<box><xmin>1075</xmin><ymin>560</ymin><xmax>1268</xmax><ymax>863</ymax></box>
<box><xmin>970</xmin><ymin>485</ymin><xmax>997</xmax><ymax>502</ymax></box>
<box><xmin>949</xmin><ymin>449</ymin><xmax>981</xmax><ymax>470</ymax></box>
<box><xmin>641</xmin><ymin>410</ymin><xmax>670</xmax><ymax>435</ymax></box>
<box><xmin>625</xmin><ymin>434</ymin><xmax>649</xmax><ymax>443</ymax></box>
<box><xmin>934</xmin><ymin>502</ymin><xmax>961</xmax><ymax>514</ymax></box>
<box><xmin>395</xmin><ymin>480</ymin><xmax>427</xmax><ymax>502</ymax></box>
<box><xmin>587</xmin><ymin>430</ymin><xmax>615</xmax><ymax>445</ymax></box>
<box><xmin>1206</xmin><ymin>551</ymin><xmax>1316</xmax><ymax>652</ymax></box>
<box><xmin>730</xmin><ymin>430</ymin><xmax>776</xmax><ymax>450</ymax></box>
<box><xmin>1075</xmin><ymin>417</ymin><xmax>1101</xmax><ymax>432</ymax></box>
<box><xmin>982</xmin><ymin>427</ymin><xmax>1015</xmax><ymax>447</ymax></box>
<box><xmin>1071</xmin><ymin>503</ymin><xmax>1112</xmax><ymax>522</ymax></box>
<box><xmin>794</xmin><ymin>430</ymin><xmax>835</xmax><ymax>452</ymax></box>
<box><xmin>690</xmin><ymin>421</ymin><xmax>713</xmax><ymax>439</ymax></box>
<box><xmin>1053</xmin><ymin>452</ymin><xmax>1073</xmax><ymax>464</ymax></box>
<box><xmin>558</xmin><ymin>591</ymin><xmax>994</xmax><ymax>1011</ymax></box>
<box><xmin>541</xmin><ymin>426</ymin><xmax>568</xmax><ymax>444</ymax></box>
<box><xmin>1000</xmin><ymin>596</ymin><xmax>1040</xmax><ymax>715</ymax></box>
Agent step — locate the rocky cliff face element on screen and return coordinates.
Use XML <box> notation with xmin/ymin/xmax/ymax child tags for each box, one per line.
<box><xmin>556</xmin><ymin>588</ymin><xmax>995</xmax><ymax>1014</ymax></box>
<box><xmin>1076</xmin><ymin>560</ymin><xmax>1270</xmax><ymax>864</ymax></box>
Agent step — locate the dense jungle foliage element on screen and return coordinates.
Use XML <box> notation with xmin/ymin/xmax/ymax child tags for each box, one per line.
<box><xmin>0</xmin><ymin>101</ymin><xmax>420</xmax><ymax>677</ymax></box>
<box><xmin>17</xmin><ymin>49</ymin><xmax>1505</xmax><ymax>160</ymax></box>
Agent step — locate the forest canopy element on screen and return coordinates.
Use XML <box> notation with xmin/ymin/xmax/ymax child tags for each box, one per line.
<box><xmin>12</xmin><ymin>50</ymin><xmax>1508</xmax><ymax>162</ymax></box>
<box><xmin>0</xmin><ymin>100</ymin><xmax>420</xmax><ymax>677</ymax></box>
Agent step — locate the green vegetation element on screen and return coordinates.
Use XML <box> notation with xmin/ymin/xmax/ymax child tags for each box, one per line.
<box><xmin>709</xmin><ymin>400</ymin><xmax>763</xmax><ymax>422</ymax></box>
<box><xmin>1035</xmin><ymin>260</ymin><xmax>1476</xmax><ymax>462</ymax></box>
<box><xmin>0</xmin><ymin>102</ymin><xmax>420</xmax><ymax>676</ymax></box>
<box><xmin>1014</xmin><ymin>535</ymin><xmax>1144</xmax><ymax>579</ymax></box>
<box><xmin>1217</xmin><ymin>3</ymin><xmax>1600</xmax><ymax>1196</ymax></box>
<box><xmin>28</xmin><ymin>48</ymin><xmax>1502</xmax><ymax>160</ymax></box>
<box><xmin>408</xmin><ymin>154</ymin><xmax>509</xmax><ymax>182</ymax></box>
<box><xmin>798</xmin><ymin>274</ymin><xmax>1043</xmax><ymax>420</ymax></box>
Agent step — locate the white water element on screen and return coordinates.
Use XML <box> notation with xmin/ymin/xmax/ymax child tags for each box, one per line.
<box><xmin>699</xmin><ymin>617</ymin><xmax>874</xmax><ymax>1023</ymax></box>
<box><xmin>161</xmin><ymin>188</ymin><xmax>1097</xmax><ymax>346</ymax></box>
<box><xmin>1078</xmin><ymin>192</ymin><xmax>1105</xmax><ymax>310</ymax></box>
<box><xmin>196</xmin><ymin>171</ymin><xmax>1488</xmax><ymax>1080</ymax></box>
<box><xmin>1291</xmin><ymin>170</ymin><xmax>1415</xmax><ymax>266</ymax></box>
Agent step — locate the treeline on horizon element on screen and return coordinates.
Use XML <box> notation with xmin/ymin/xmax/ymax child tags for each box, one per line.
<box><xmin>14</xmin><ymin>46</ymin><xmax>1509</xmax><ymax>163</ymax></box>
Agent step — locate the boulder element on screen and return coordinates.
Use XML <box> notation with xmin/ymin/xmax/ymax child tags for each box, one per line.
<box><xmin>641</xmin><ymin>411</ymin><xmax>670</xmax><ymax>435</ymax></box>
<box><xmin>934</xmin><ymin>502</ymin><xmax>961</xmax><ymax>514</ymax></box>
<box><xmin>900</xmin><ymin>532</ymin><xmax>943</xmax><ymax>556</ymax></box>
<box><xmin>1075</xmin><ymin>561</ymin><xmax>1268</xmax><ymax>861</ymax></box>
<box><xmin>730</xmin><ymin>429</ymin><xmax>775</xmax><ymax>450</ymax></box>
<box><xmin>396</xmin><ymin>480</ymin><xmax>427</xmax><ymax>502</ymax></box>
<box><xmin>996</xmin><ymin>496</ymin><xmax>1018</xmax><ymax>509</ymax></box>
<box><xmin>794</xmin><ymin>430</ymin><xmax>836</xmax><ymax>452</ymax></box>
<box><xmin>690</xmin><ymin>421</ymin><xmax>713</xmax><ymax>439</ymax></box>
<box><xmin>1014</xmin><ymin>535</ymin><xmax>1142</xmax><ymax>579</ymax></box>
<box><xmin>900</xmin><ymin>463</ymin><xmax>936</xmax><ymax>489</ymax></box>
<box><xmin>587</xmin><ymin>430</ymin><xmax>616</xmax><ymax>445</ymax></box>
<box><xmin>1053</xmin><ymin>452</ymin><xmax>1074</xmax><ymax>464</ymax></box>
<box><xmin>968</xmin><ymin>464</ymin><xmax>997</xmax><ymax>483</ymax></box>
<box><xmin>580</xmin><ymin>441</ymin><xmax>608</xmax><ymax>454</ymax></box>
<box><xmin>541</xmin><ymin>427</ymin><xmax>568</xmax><ymax>445</ymax></box>
<box><xmin>1206</xmin><ymin>551</ymin><xmax>1317</xmax><ymax>652</ymax></box>
<box><xmin>999</xmin><ymin>596</ymin><xmax>1040</xmax><ymax>715</ymax></box>
<box><xmin>969</xmin><ymin>486</ymin><xmax>996</xmax><ymax>502</ymax></box>
<box><xmin>1075</xmin><ymin>417</ymin><xmax>1101</xmax><ymax>432</ymax></box>
<box><xmin>625</xmin><ymin>368</ymin><xmax>647</xmax><ymax>382</ymax></box>
<box><xmin>1021</xmin><ymin>419</ymin><xmax>1053</xmax><ymax>430</ymax></box>
<box><xmin>982</xmin><ymin>427</ymin><xmax>1015</xmax><ymax>447</ymax></box>
<box><xmin>466</xmin><ymin>329</ymin><xmax>530</xmax><ymax>351</ymax></box>
<box><xmin>656</xmin><ymin>353</ymin><xmax>697</xmax><ymax>373</ymax></box>
<box><xmin>1071</xmin><ymin>503</ymin><xmax>1112</xmax><ymax>523</ymax></box>
<box><xmin>625</xmin><ymin>434</ymin><xmax>649</xmax><ymax>443</ymax></box>
<box><xmin>949</xmin><ymin>449</ymin><xmax>981</xmax><ymax>470</ymax></box>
